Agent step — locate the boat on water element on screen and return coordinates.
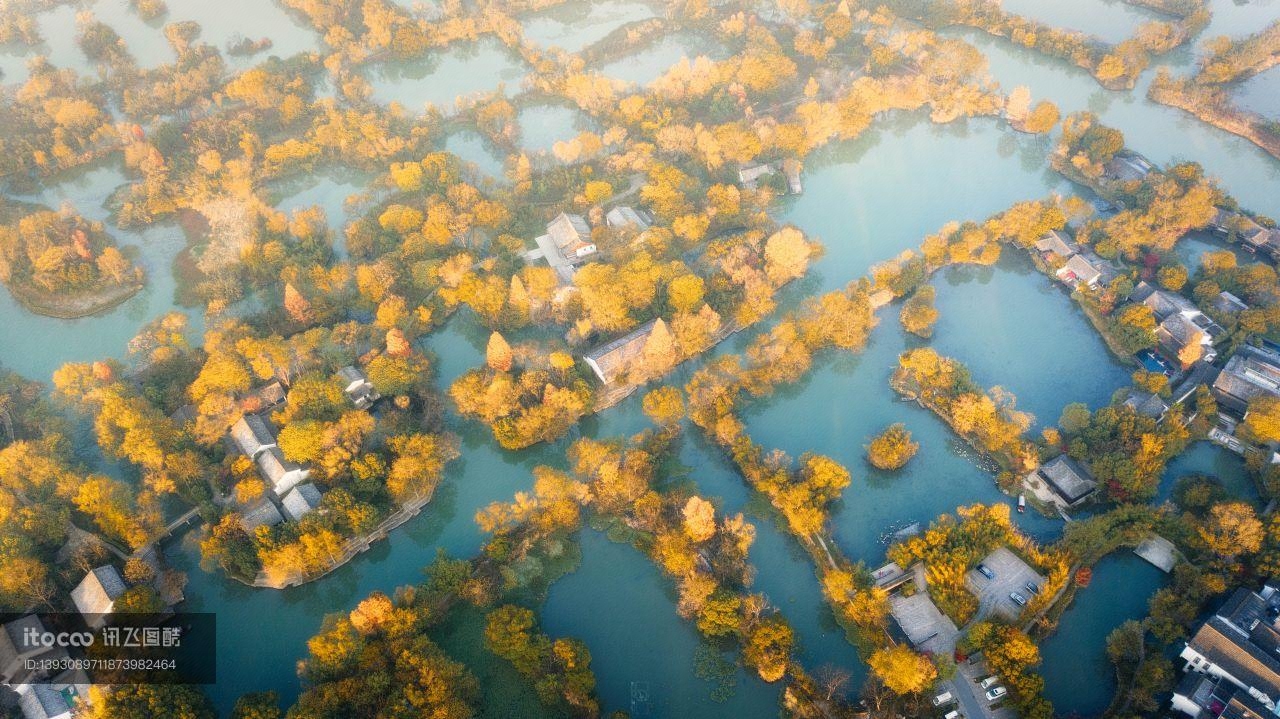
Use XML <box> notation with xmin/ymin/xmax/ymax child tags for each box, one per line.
<box><xmin>1017</xmin><ymin>495</ymin><xmax>1026</xmax><ymax>513</ymax></box>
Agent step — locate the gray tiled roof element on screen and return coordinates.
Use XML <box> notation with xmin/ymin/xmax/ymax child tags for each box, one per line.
<box><xmin>256</xmin><ymin>446</ymin><xmax>308</xmax><ymax>493</ymax></box>
<box><xmin>70</xmin><ymin>565</ymin><xmax>126</xmax><ymax>617</ymax></box>
<box><xmin>229</xmin><ymin>414</ymin><xmax>276</xmax><ymax>458</ymax></box>
<box><xmin>240</xmin><ymin>497</ymin><xmax>284</xmax><ymax>531</ymax></box>
<box><xmin>582</xmin><ymin>319</ymin><xmax>657</xmax><ymax>384</ymax></box>
<box><xmin>547</xmin><ymin>213</ymin><xmax>590</xmax><ymax>250</ymax></box>
<box><xmin>1037</xmin><ymin>455</ymin><xmax>1096</xmax><ymax>504</ymax></box>
<box><xmin>1188</xmin><ymin>615</ymin><xmax>1280</xmax><ymax>700</ymax></box>
<box><xmin>1034</xmin><ymin>230</ymin><xmax>1076</xmax><ymax>257</ymax></box>
<box><xmin>281</xmin><ymin>483</ymin><xmax>323</xmax><ymax>522</ymax></box>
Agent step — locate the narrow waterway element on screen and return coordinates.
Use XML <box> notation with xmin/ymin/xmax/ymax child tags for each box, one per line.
<box><xmin>1039</xmin><ymin>553</ymin><xmax>1168</xmax><ymax>717</ymax></box>
<box><xmin>1</xmin><ymin>3</ymin><xmax>1278</xmax><ymax>716</ymax></box>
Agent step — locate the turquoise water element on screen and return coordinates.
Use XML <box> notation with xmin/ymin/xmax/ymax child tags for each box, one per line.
<box><xmin>0</xmin><ymin>163</ymin><xmax>198</xmax><ymax>380</ymax></box>
<box><xmin>272</xmin><ymin>172</ymin><xmax>370</xmax><ymax>257</ymax></box>
<box><xmin>367</xmin><ymin>39</ymin><xmax>528</xmax><ymax>113</ymax></box>
<box><xmin>1040</xmin><ymin>553</ymin><xmax>1168</xmax><ymax>717</ymax></box>
<box><xmin>1158</xmin><ymin>440</ymin><xmax>1255</xmax><ymax>504</ymax></box>
<box><xmin>968</xmin><ymin>31</ymin><xmax>1280</xmax><ymax>217</ymax></box>
<box><xmin>166</xmin><ymin>0</ymin><xmax>319</xmax><ymax>71</ymax></box>
<box><xmin>929</xmin><ymin>256</ymin><xmax>1132</xmax><ymax>425</ymax></box>
<box><xmin>1201</xmin><ymin>0</ymin><xmax>1280</xmax><ymax>40</ymax></box>
<box><xmin>598</xmin><ymin>33</ymin><xmax>725</xmax><ymax>86</ymax></box>
<box><xmin>542</xmin><ymin>530</ymin><xmax>781</xmax><ymax>718</ymax></box>
<box><xmin>89</xmin><ymin>0</ymin><xmax>175</xmax><ymax>69</ymax></box>
<box><xmin>779</xmin><ymin>116</ymin><xmax>1069</xmax><ymax>294</ymax></box>
<box><xmin>522</xmin><ymin>1</ymin><xmax>656</xmax><ymax>52</ymax></box>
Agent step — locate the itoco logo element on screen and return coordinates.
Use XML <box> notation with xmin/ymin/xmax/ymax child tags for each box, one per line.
<box><xmin>23</xmin><ymin>627</ymin><xmax>94</xmax><ymax>647</ymax></box>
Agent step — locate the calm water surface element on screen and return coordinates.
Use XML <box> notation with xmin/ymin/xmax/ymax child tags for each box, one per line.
<box><xmin>0</xmin><ymin>2</ymin><xmax>1278</xmax><ymax>715</ymax></box>
<box><xmin>367</xmin><ymin>38</ymin><xmax>528</xmax><ymax>113</ymax></box>
<box><xmin>522</xmin><ymin>1</ymin><xmax>656</xmax><ymax>52</ymax></box>
<box><xmin>518</xmin><ymin>104</ymin><xmax>589</xmax><ymax>153</ymax></box>
<box><xmin>998</xmin><ymin>0</ymin><xmax>1161</xmax><ymax>43</ymax></box>
<box><xmin>598</xmin><ymin>33</ymin><xmax>725</xmax><ymax>86</ymax></box>
<box><xmin>1040</xmin><ymin>553</ymin><xmax>1167</xmax><ymax>716</ymax></box>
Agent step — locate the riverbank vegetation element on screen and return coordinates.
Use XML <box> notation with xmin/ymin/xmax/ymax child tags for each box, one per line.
<box><xmin>7</xmin><ymin>0</ymin><xmax>1280</xmax><ymax>715</ymax></box>
<box><xmin>1149</xmin><ymin>21</ymin><xmax>1280</xmax><ymax>161</ymax></box>
<box><xmin>0</xmin><ymin>206</ymin><xmax>144</xmax><ymax>317</ymax></box>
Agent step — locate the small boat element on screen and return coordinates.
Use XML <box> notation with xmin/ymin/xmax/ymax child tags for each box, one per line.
<box><xmin>1017</xmin><ymin>495</ymin><xmax>1026</xmax><ymax>513</ymax></box>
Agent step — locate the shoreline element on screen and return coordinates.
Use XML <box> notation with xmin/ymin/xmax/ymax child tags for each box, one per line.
<box><xmin>6</xmin><ymin>280</ymin><xmax>144</xmax><ymax>320</ymax></box>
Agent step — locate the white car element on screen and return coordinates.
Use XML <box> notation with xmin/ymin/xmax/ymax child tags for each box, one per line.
<box><xmin>978</xmin><ymin>675</ymin><xmax>999</xmax><ymax>689</ymax></box>
<box><xmin>986</xmin><ymin>686</ymin><xmax>1008</xmax><ymax>701</ymax></box>
<box><xmin>944</xmin><ymin>711</ymin><xmax>962</xmax><ymax>719</ymax></box>
<box><xmin>932</xmin><ymin>691</ymin><xmax>954</xmax><ymax>707</ymax></box>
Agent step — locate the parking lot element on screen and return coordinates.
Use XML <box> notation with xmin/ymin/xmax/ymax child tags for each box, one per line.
<box><xmin>966</xmin><ymin>547</ymin><xmax>1045</xmax><ymax>622</ymax></box>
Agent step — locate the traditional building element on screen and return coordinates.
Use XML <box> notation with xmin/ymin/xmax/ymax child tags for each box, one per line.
<box><xmin>1211</xmin><ymin>344</ymin><xmax>1280</xmax><ymax>417</ymax></box>
<box><xmin>525</xmin><ymin>213</ymin><xmax>598</xmax><ymax>285</ymax></box>
<box><xmin>1034</xmin><ymin>229</ymin><xmax>1077</xmax><ymax>259</ymax></box>
<box><xmin>605</xmin><ymin>206</ymin><xmax>651</xmax><ymax>231</ymax></box>
<box><xmin>1214</xmin><ymin>291</ymin><xmax>1249</xmax><ymax>316</ymax></box>
<box><xmin>1103</xmin><ymin>153</ymin><xmax>1153</xmax><ymax>182</ymax></box>
<box><xmin>338</xmin><ymin>366</ymin><xmax>380</xmax><ymax>410</ymax></box>
<box><xmin>256</xmin><ymin>446</ymin><xmax>310</xmax><ymax>496</ymax></box>
<box><xmin>1055</xmin><ymin>252</ymin><xmax>1112</xmax><ymax>289</ymax></box>
<box><xmin>1132</xmin><ymin>282</ymin><xmax>1223</xmax><ymax>367</ymax></box>
<box><xmin>1028</xmin><ymin>455</ymin><xmax>1097</xmax><ymax>507</ymax></box>
<box><xmin>0</xmin><ymin>616</ymin><xmax>66</xmax><ymax>685</ymax></box>
<box><xmin>239</xmin><ymin>497</ymin><xmax>284</xmax><ymax>531</ymax></box>
<box><xmin>1174</xmin><ymin>672</ymin><xmax>1272</xmax><ymax>718</ymax></box>
<box><xmin>16</xmin><ymin>684</ymin><xmax>74</xmax><ymax>719</ymax></box>
<box><xmin>737</xmin><ymin>163</ymin><xmax>776</xmax><ymax>189</ymax></box>
<box><xmin>70</xmin><ymin>566</ymin><xmax>127</xmax><ymax>629</ymax></box>
<box><xmin>1178</xmin><ymin>585</ymin><xmax>1280</xmax><ymax>713</ymax></box>
<box><xmin>1123</xmin><ymin>390</ymin><xmax>1170</xmax><ymax>422</ymax></box>
<box><xmin>582</xmin><ymin>320</ymin><xmax>658</xmax><ymax>385</ymax></box>
<box><xmin>547</xmin><ymin>213</ymin><xmax>595</xmax><ymax>259</ymax></box>
<box><xmin>229</xmin><ymin>414</ymin><xmax>276</xmax><ymax>459</ymax></box>
<box><xmin>281</xmin><ymin>483</ymin><xmax>323</xmax><ymax>522</ymax></box>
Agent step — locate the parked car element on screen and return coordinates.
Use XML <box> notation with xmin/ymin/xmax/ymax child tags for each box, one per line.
<box><xmin>986</xmin><ymin>686</ymin><xmax>1007</xmax><ymax>701</ymax></box>
<box><xmin>944</xmin><ymin>711</ymin><xmax>962</xmax><ymax>719</ymax></box>
<box><xmin>976</xmin><ymin>564</ymin><xmax>994</xmax><ymax>579</ymax></box>
<box><xmin>1009</xmin><ymin>592</ymin><xmax>1027</xmax><ymax>606</ymax></box>
<box><xmin>978</xmin><ymin>676</ymin><xmax>999</xmax><ymax>689</ymax></box>
<box><xmin>1025</xmin><ymin>581</ymin><xmax>1040</xmax><ymax>595</ymax></box>
<box><xmin>932</xmin><ymin>691</ymin><xmax>954</xmax><ymax>707</ymax></box>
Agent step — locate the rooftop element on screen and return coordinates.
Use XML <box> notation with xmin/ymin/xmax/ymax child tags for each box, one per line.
<box><xmin>1037</xmin><ymin>454</ymin><xmax>1097</xmax><ymax>504</ymax></box>
<box><xmin>1034</xmin><ymin>229</ymin><xmax>1076</xmax><ymax>257</ymax></box>
<box><xmin>240</xmin><ymin>497</ymin><xmax>284</xmax><ymax>531</ymax></box>
<box><xmin>70</xmin><ymin>565</ymin><xmax>126</xmax><ymax>618</ymax></box>
<box><xmin>583</xmin><ymin>319</ymin><xmax>658</xmax><ymax>385</ymax></box>
<box><xmin>282</xmin><ymin>483</ymin><xmax>323</xmax><ymax>522</ymax></box>
<box><xmin>230</xmin><ymin>414</ymin><xmax>276</xmax><ymax>458</ymax></box>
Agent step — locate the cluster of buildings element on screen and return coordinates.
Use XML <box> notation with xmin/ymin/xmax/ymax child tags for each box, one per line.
<box><xmin>0</xmin><ymin>563</ymin><xmax>151</xmax><ymax>719</ymax></box>
<box><xmin>1034</xmin><ymin>229</ymin><xmax>1117</xmax><ymax>290</ymax></box>
<box><xmin>1174</xmin><ymin>583</ymin><xmax>1280</xmax><ymax>718</ymax></box>
<box><xmin>0</xmin><ymin>613</ymin><xmax>87</xmax><ymax>719</ymax></box>
<box><xmin>228</xmin><ymin>365</ymin><xmax>380</xmax><ymax>532</ymax></box>
<box><xmin>1211</xmin><ymin>208</ymin><xmax>1280</xmax><ymax>262</ymax></box>
<box><xmin>1131</xmin><ymin>280</ymin><xmax>1225</xmax><ymax>370</ymax></box>
<box><xmin>523</xmin><ymin>208</ymin><xmax>651</xmax><ymax>286</ymax></box>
